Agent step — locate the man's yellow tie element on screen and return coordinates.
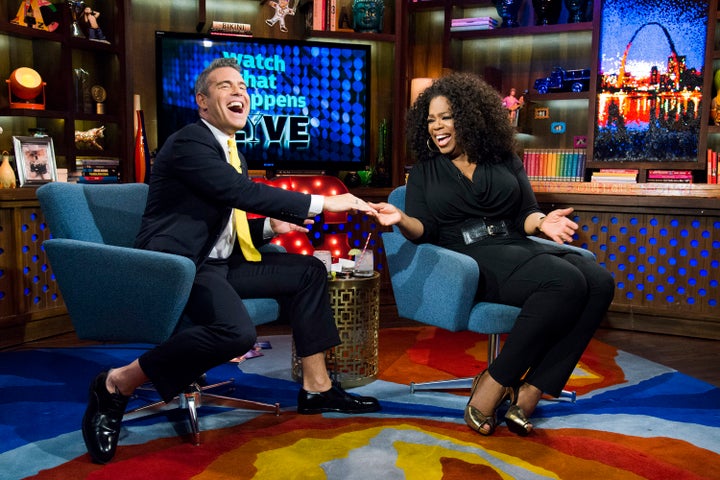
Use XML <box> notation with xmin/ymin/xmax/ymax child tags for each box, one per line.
<box><xmin>228</xmin><ymin>138</ymin><xmax>262</xmax><ymax>261</ymax></box>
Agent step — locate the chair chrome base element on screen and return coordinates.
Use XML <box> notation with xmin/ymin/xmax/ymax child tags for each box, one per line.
<box><xmin>410</xmin><ymin>377</ymin><xmax>576</xmax><ymax>402</ymax></box>
<box><xmin>124</xmin><ymin>378</ymin><xmax>280</xmax><ymax>445</ymax></box>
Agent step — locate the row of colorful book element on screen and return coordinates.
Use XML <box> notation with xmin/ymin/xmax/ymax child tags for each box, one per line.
<box><xmin>450</xmin><ymin>17</ymin><xmax>497</xmax><ymax>32</ymax></box>
<box><xmin>706</xmin><ymin>149</ymin><xmax>719</xmax><ymax>184</ymax></box>
<box><xmin>523</xmin><ymin>149</ymin><xmax>586</xmax><ymax>182</ymax></box>
<box><xmin>73</xmin><ymin>158</ymin><xmax>120</xmax><ymax>184</ymax></box>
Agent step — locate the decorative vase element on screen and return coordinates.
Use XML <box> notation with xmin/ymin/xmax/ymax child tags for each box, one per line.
<box><xmin>493</xmin><ymin>0</ymin><xmax>521</xmax><ymax>28</ymax></box>
<box><xmin>0</xmin><ymin>151</ymin><xmax>17</xmax><ymax>188</ymax></box>
<box><xmin>352</xmin><ymin>0</ymin><xmax>384</xmax><ymax>33</ymax></box>
<box><xmin>532</xmin><ymin>0</ymin><xmax>562</xmax><ymax>25</ymax></box>
<box><xmin>343</xmin><ymin>171</ymin><xmax>361</xmax><ymax>188</ymax></box>
<box><xmin>134</xmin><ymin>110</ymin><xmax>151</xmax><ymax>183</ymax></box>
<box><xmin>564</xmin><ymin>0</ymin><xmax>589</xmax><ymax>23</ymax></box>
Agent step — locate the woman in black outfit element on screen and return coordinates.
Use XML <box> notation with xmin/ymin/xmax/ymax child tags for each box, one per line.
<box><xmin>370</xmin><ymin>72</ymin><xmax>615</xmax><ymax>436</ymax></box>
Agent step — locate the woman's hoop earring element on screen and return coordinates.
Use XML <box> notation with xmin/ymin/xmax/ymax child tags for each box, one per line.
<box><xmin>427</xmin><ymin>138</ymin><xmax>440</xmax><ymax>152</ymax></box>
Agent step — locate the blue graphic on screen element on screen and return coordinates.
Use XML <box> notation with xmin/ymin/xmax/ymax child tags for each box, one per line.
<box><xmin>156</xmin><ymin>33</ymin><xmax>370</xmax><ymax>171</ymax></box>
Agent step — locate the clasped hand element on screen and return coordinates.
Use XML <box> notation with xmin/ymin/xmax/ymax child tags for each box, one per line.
<box><xmin>269</xmin><ymin>194</ymin><xmax>377</xmax><ymax>235</ymax></box>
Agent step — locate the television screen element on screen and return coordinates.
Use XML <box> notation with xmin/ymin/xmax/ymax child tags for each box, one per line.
<box><xmin>155</xmin><ymin>31</ymin><xmax>371</xmax><ymax>174</ymax></box>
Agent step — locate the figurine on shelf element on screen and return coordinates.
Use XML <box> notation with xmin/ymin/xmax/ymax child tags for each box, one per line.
<box><xmin>713</xmin><ymin>70</ymin><xmax>720</xmax><ymax>126</ymax></box>
<box><xmin>0</xmin><ymin>150</ymin><xmax>17</xmax><ymax>189</ymax></box>
<box><xmin>80</xmin><ymin>6</ymin><xmax>110</xmax><ymax>43</ymax></box>
<box><xmin>352</xmin><ymin>0</ymin><xmax>384</xmax><ymax>33</ymax></box>
<box><xmin>75</xmin><ymin>126</ymin><xmax>105</xmax><ymax>150</ymax></box>
<box><xmin>712</xmin><ymin>96</ymin><xmax>720</xmax><ymax>126</ymax></box>
<box><xmin>502</xmin><ymin>87</ymin><xmax>525</xmax><ymax>127</ymax></box>
<box><xmin>265</xmin><ymin>0</ymin><xmax>297</xmax><ymax>33</ymax></box>
<box><xmin>67</xmin><ymin>0</ymin><xmax>85</xmax><ymax>37</ymax></box>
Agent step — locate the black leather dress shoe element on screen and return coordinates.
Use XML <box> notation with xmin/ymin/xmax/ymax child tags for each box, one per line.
<box><xmin>81</xmin><ymin>371</ymin><xmax>130</xmax><ymax>464</ymax></box>
<box><xmin>297</xmin><ymin>385</ymin><xmax>381</xmax><ymax>414</ymax></box>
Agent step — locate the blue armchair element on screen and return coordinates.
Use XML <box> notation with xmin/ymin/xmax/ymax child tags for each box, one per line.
<box><xmin>36</xmin><ymin>182</ymin><xmax>282</xmax><ymax>444</ymax></box>
<box><xmin>383</xmin><ymin>185</ymin><xmax>593</xmax><ymax>397</ymax></box>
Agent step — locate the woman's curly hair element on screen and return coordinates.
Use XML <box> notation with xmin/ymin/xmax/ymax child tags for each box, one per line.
<box><xmin>406</xmin><ymin>72</ymin><xmax>516</xmax><ymax>165</ymax></box>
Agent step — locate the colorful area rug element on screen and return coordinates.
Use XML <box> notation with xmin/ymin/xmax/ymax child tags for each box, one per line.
<box><xmin>1</xmin><ymin>327</ymin><xmax>719</xmax><ymax>479</ymax></box>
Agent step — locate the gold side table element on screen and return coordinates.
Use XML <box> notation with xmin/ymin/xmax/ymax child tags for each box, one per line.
<box><xmin>292</xmin><ymin>272</ymin><xmax>380</xmax><ymax>387</ymax></box>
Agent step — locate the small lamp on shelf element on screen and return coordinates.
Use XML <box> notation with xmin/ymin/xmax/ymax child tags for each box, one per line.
<box><xmin>410</xmin><ymin>78</ymin><xmax>434</xmax><ymax>106</ymax></box>
<box><xmin>6</xmin><ymin>67</ymin><xmax>46</xmax><ymax>110</ymax></box>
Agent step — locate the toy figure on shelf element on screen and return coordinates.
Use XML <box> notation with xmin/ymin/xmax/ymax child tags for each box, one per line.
<box><xmin>712</xmin><ymin>96</ymin><xmax>720</xmax><ymax>126</ymax></box>
<box><xmin>502</xmin><ymin>87</ymin><xmax>525</xmax><ymax>127</ymax></box>
<box><xmin>80</xmin><ymin>6</ymin><xmax>110</xmax><ymax>43</ymax></box>
<box><xmin>75</xmin><ymin>126</ymin><xmax>105</xmax><ymax>150</ymax></box>
<box><xmin>265</xmin><ymin>0</ymin><xmax>297</xmax><ymax>33</ymax></box>
<box><xmin>11</xmin><ymin>0</ymin><xmax>59</xmax><ymax>31</ymax></box>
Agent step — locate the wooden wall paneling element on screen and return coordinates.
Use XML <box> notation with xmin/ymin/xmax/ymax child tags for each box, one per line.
<box><xmin>537</xmin><ymin>191</ymin><xmax>720</xmax><ymax>339</ymax></box>
<box><xmin>0</xmin><ymin>190</ymin><xmax>69</xmax><ymax>349</ymax></box>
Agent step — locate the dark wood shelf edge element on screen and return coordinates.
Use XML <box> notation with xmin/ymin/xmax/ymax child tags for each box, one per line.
<box><xmin>308</xmin><ymin>30</ymin><xmax>395</xmax><ymax>43</ymax></box>
<box><xmin>450</xmin><ymin>21</ymin><xmax>594</xmax><ymax>40</ymax></box>
<box><xmin>526</xmin><ymin>92</ymin><xmax>591</xmax><ymax>102</ymax></box>
<box><xmin>532</xmin><ymin>181</ymin><xmax>720</xmax><ymax>199</ymax></box>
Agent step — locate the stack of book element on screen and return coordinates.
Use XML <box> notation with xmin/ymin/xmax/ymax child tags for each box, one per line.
<box><xmin>646</xmin><ymin>170</ymin><xmax>693</xmax><ymax>184</ymax></box>
<box><xmin>209</xmin><ymin>21</ymin><xmax>252</xmax><ymax>37</ymax></box>
<box><xmin>450</xmin><ymin>17</ymin><xmax>498</xmax><ymax>32</ymax></box>
<box><xmin>590</xmin><ymin>169</ymin><xmax>638</xmax><ymax>183</ymax></box>
<box><xmin>78</xmin><ymin>158</ymin><xmax>120</xmax><ymax>184</ymax></box>
<box><xmin>523</xmin><ymin>149</ymin><xmax>586</xmax><ymax>182</ymax></box>
<box><xmin>706</xmin><ymin>149</ymin><xmax>719</xmax><ymax>184</ymax></box>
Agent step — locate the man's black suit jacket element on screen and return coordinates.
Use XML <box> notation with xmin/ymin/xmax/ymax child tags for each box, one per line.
<box><xmin>135</xmin><ymin>120</ymin><xmax>311</xmax><ymax>265</ymax></box>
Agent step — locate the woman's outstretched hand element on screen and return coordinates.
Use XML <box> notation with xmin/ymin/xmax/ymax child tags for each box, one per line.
<box><xmin>367</xmin><ymin>202</ymin><xmax>402</xmax><ymax>226</ymax></box>
<box><xmin>540</xmin><ymin>207</ymin><xmax>578</xmax><ymax>244</ymax></box>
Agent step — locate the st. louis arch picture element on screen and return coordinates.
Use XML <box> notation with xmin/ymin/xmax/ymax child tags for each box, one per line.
<box><xmin>594</xmin><ymin>0</ymin><xmax>709</xmax><ymax>163</ymax></box>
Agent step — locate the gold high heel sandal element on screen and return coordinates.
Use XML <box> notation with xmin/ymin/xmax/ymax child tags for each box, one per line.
<box><xmin>504</xmin><ymin>387</ymin><xmax>533</xmax><ymax>436</ymax></box>
<box><xmin>464</xmin><ymin>370</ymin><xmax>510</xmax><ymax>436</ymax></box>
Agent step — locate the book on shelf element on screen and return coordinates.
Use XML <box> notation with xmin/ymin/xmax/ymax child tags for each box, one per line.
<box><xmin>451</xmin><ymin>17</ymin><xmax>497</xmax><ymax>26</ymax></box>
<box><xmin>450</xmin><ymin>24</ymin><xmax>496</xmax><ymax>32</ymax></box>
<box><xmin>78</xmin><ymin>175</ymin><xmax>120</xmax><ymax>184</ymax></box>
<box><xmin>450</xmin><ymin>17</ymin><xmax>497</xmax><ymax>31</ymax></box>
<box><xmin>706</xmin><ymin>149</ymin><xmax>718</xmax><ymax>184</ymax></box>
<box><xmin>327</xmin><ymin>0</ymin><xmax>337</xmax><ymax>31</ymax></box>
<box><xmin>313</xmin><ymin>0</ymin><xmax>326</xmax><ymax>31</ymax></box>
<box><xmin>646</xmin><ymin>169</ymin><xmax>693</xmax><ymax>184</ymax></box>
<box><xmin>77</xmin><ymin>158</ymin><xmax>120</xmax><ymax>184</ymax></box>
<box><xmin>522</xmin><ymin>148</ymin><xmax>586</xmax><ymax>182</ymax></box>
<box><xmin>590</xmin><ymin>168</ymin><xmax>638</xmax><ymax>184</ymax></box>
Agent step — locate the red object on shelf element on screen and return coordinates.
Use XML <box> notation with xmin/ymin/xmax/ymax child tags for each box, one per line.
<box><xmin>7</xmin><ymin>67</ymin><xmax>46</xmax><ymax>110</ymax></box>
<box><xmin>134</xmin><ymin>110</ymin><xmax>151</xmax><ymax>183</ymax></box>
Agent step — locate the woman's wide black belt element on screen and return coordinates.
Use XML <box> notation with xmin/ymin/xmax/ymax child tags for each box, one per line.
<box><xmin>460</xmin><ymin>218</ymin><xmax>510</xmax><ymax>245</ymax></box>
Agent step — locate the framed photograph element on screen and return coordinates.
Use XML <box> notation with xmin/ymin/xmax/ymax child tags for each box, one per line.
<box><xmin>534</xmin><ymin>107</ymin><xmax>549</xmax><ymax>119</ymax></box>
<box><xmin>12</xmin><ymin>136</ymin><xmax>57</xmax><ymax>186</ymax></box>
<box><xmin>593</xmin><ymin>0</ymin><xmax>709</xmax><ymax>163</ymax></box>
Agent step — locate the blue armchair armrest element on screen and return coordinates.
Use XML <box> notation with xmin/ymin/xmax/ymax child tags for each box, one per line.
<box><xmin>44</xmin><ymin>238</ymin><xmax>196</xmax><ymax>344</ymax></box>
<box><xmin>528</xmin><ymin>235</ymin><xmax>596</xmax><ymax>260</ymax></box>
<box><xmin>382</xmin><ymin>231</ymin><xmax>478</xmax><ymax>332</ymax></box>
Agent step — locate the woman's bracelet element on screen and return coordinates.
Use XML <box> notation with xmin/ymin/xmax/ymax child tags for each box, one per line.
<box><xmin>537</xmin><ymin>215</ymin><xmax>547</xmax><ymax>233</ymax></box>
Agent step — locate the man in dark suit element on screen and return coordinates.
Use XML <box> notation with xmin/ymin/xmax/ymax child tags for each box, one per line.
<box><xmin>81</xmin><ymin>57</ymin><xmax>380</xmax><ymax>464</ymax></box>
